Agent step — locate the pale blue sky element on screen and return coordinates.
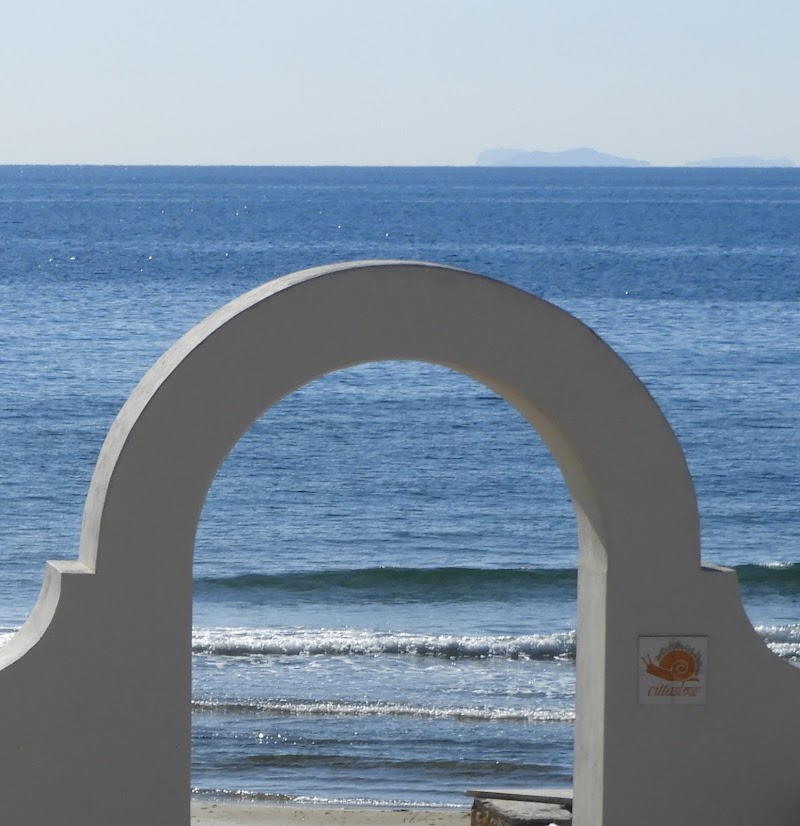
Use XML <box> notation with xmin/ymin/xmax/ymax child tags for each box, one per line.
<box><xmin>2</xmin><ymin>0</ymin><xmax>798</xmax><ymax>166</ymax></box>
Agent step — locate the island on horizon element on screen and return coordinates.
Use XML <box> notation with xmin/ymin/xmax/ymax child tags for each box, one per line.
<box><xmin>476</xmin><ymin>147</ymin><xmax>650</xmax><ymax>167</ymax></box>
<box><xmin>477</xmin><ymin>147</ymin><xmax>796</xmax><ymax>168</ymax></box>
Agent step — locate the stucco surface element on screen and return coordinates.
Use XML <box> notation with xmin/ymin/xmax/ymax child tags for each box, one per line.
<box><xmin>0</xmin><ymin>261</ymin><xmax>797</xmax><ymax>825</ymax></box>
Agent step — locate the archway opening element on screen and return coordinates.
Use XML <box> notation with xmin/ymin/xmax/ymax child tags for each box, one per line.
<box><xmin>191</xmin><ymin>361</ymin><xmax>578</xmax><ymax>807</ymax></box>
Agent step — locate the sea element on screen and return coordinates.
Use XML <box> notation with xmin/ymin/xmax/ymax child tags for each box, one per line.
<box><xmin>0</xmin><ymin>165</ymin><xmax>798</xmax><ymax>807</ymax></box>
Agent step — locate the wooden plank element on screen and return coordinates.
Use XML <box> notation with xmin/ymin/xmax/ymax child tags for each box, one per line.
<box><xmin>465</xmin><ymin>789</ymin><xmax>573</xmax><ymax>808</ymax></box>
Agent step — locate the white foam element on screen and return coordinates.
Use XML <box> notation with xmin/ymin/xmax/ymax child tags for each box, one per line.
<box><xmin>191</xmin><ymin>626</ymin><xmax>577</xmax><ymax>660</ymax></box>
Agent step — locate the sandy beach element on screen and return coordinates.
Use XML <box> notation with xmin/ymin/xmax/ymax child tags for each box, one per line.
<box><xmin>190</xmin><ymin>801</ymin><xmax>470</xmax><ymax>826</ymax></box>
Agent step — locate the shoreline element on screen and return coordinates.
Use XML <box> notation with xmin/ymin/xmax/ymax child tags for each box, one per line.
<box><xmin>190</xmin><ymin>800</ymin><xmax>470</xmax><ymax>825</ymax></box>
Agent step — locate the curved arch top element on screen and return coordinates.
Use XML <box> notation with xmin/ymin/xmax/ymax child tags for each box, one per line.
<box><xmin>81</xmin><ymin>260</ymin><xmax>701</xmax><ymax>584</ymax></box>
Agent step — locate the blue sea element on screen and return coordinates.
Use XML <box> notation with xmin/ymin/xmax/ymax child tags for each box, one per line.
<box><xmin>0</xmin><ymin>166</ymin><xmax>798</xmax><ymax>806</ymax></box>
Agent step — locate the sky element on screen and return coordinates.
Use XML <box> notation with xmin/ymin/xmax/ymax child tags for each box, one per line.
<box><xmin>2</xmin><ymin>0</ymin><xmax>799</xmax><ymax>166</ymax></box>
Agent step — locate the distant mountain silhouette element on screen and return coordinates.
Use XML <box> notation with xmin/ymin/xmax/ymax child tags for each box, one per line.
<box><xmin>476</xmin><ymin>147</ymin><xmax>650</xmax><ymax>167</ymax></box>
<box><xmin>686</xmin><ymin>155</ymin><xmax>795</xmax><ymax>168</ymax></box>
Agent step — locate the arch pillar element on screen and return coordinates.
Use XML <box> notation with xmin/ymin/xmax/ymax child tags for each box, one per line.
<box><xmin>0</xmin><ymin>261</ymin><xmax>797</xmax><ymax>824</ymax></box>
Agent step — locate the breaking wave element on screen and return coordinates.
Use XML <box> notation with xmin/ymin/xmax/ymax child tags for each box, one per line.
<box><xmin>191</xmin><ymin>627</ymin><xmax>577</xmax><ymax>660</ymax></box>
<box><xmin>192</xmin><ymin>697</ymin><xmax>574</xmax><ymax>723</ymax></box>
<box><xmin>194</xmin><ymin>562</ymin><xmax>799</xmax><ymax>603</ymax></box>
<box><xmin>194</xmin><ymin>565</ymin><xmax>577</xmax><ymax>603</ymax></box>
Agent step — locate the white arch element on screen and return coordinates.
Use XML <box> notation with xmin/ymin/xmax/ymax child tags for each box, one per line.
<box><xmin>0</xmin><ymin>261</ymin><xmax>797</xmax><ymax>825</ymax></box>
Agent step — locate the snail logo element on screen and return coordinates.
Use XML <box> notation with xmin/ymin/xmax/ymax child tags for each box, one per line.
<box><xmin>643</xmin><ymin>642</ymin><xmax>700</xmax><ymax>683</ymax></box>
<box><xmin>639</xmin><ymin>636</ymin><xmax>707</xmax><ymax>705</ymax></box>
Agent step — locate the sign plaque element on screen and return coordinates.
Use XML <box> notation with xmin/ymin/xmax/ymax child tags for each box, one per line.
<box><xmin>639</xmin><ymin>636</ymin><xmax>707</xmax><ymax>705</ymax></box>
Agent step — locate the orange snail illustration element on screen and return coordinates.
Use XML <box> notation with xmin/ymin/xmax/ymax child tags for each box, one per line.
<box><xmin>642</xmin><ymin>644</ymin><xmax>700</xmax><ymax>682</ymax></box>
